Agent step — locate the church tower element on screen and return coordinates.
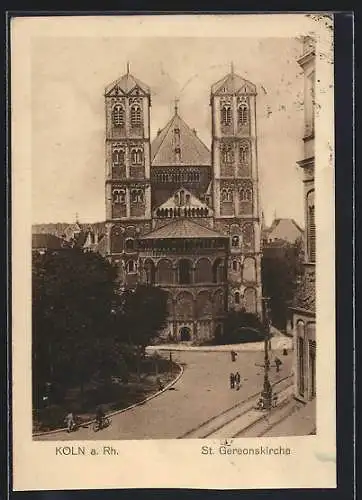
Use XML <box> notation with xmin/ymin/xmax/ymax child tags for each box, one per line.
<box><xmin>210</xmin><ymin>66</ymin><xmax>262</xmax><ymax>315</ymax></box>
<box><xmin>104</xmin><ymin>66</ymin><xmax>152</xmax><ymax>285</ymax></box>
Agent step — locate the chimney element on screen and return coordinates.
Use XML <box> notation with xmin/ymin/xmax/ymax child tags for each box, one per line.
<box><xmin>192</xmin><ymin>128</ymin><xmax>197</xmax><ymax>135</ymax></box>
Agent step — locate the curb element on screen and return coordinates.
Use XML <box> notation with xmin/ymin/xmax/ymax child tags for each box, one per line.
<box><xmin>33</xmin><ymin>364</ymin><xmax>184</xmax><ymax>438</ymax></box>
<box><xmin>147</xmin><ymin>344</ymin><xmax>293</xmax><ymax>354</ymax></box>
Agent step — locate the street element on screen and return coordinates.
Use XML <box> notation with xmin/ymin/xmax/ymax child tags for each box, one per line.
<box><xmin>35</xmin><ymin>348</ymin><xmax>293</xmax><ymax>441</ymax></box>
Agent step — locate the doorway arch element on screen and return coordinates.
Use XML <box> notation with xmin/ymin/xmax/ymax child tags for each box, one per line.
<box><xmin>180</xmin><ymin>326</ymin><xmax>191</xmax><ymax>341</ymax></box>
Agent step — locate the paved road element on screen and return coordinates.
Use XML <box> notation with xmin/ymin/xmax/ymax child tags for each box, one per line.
<box><xmin>35</xmin><ymin>349</ymin><xmax>293</xmax><ymax>441</ymax></box>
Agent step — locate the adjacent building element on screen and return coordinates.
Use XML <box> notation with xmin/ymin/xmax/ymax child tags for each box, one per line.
<box><xmin>104</xmin><ymin>66</ymin><xmax>262</xmax><ymax>342</ymax></box>
<box><xmin>291</xmin><ymin>36</ymin><xmax>316</xmax><ymax>403</ymax></box>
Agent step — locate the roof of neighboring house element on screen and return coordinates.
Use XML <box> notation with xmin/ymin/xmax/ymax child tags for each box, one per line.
<box><xmin>141</xmin><ymin>218</ymin><xmax>226</xmax><ymax>240</ymax></box>
<box><xmin>151</xmin><ymin>110</ymin><xmax>211</xmax><ymax>167</ymax></box>
<box><xmin>211</xmin><ymin>71</ymin><xmax>257</xmax><ymax>95</ymax></box>
<box><xmin>105</xmin><ymin>72</ymin><xmax>150</xmax><ymax>96</ymax></box>
<box><xmin>73</xmin><ymin>231</ymin><xmax>88</xmax><ymax>248</ymax></box>
<box><xmin>262</xmin><ymin>218</ymin><xmax>304</xmax><ymax>244</ymax></box>
<box><xmin>94</xmin><ymin>234</ymin><xmax>107</xmax><ymax>256</ymax></box>
<box><xmin>32</xmin><ymin>233</ymin><xmax>65</xmax><ymax>250</ymax></box>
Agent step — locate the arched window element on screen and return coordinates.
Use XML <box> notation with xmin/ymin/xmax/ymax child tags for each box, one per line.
<box><xmin>110</xmin><ymin>225</ymin><xmax>123</xmax><ymax>253</ymax></box>
<box><xmin>297</xmin><ymin>320</ymin><xmax>306</xmax><ymax>396</ymax></box>
<box><xmin>175</xmin><ymin>147</ymin><xmax>181</xmax><ymax>162</ymax></box>
<box><xmin>130</xmin><ymin>189</ymin><xmax>138</xmax><ymax>203</ymax></box>
<box><xmin>222</xmin><ymin>144</ymin><xmax>234</xmax><ymax>163</ymax></box>
<box><xmin>238</xmin><ymin>102</ymin><xmax>248</xmax><ymax>126</ymax></box>
<box><xmin>221</xmin><ymin>189</ymin><xmax>233</xmax><ymax>202</ymax></box>
<box><xmin>126</xmin><ymin>260</ymin><xmax>136</xmax><ymax>273</ymax></box>
<box><xmin>112</xmin><ymin>189</ymin><xmax>126</xmax><ymax>204</ymax></box>
<box><xmin>234</xmin><ymin>292</ymin><xmax>240</xmax><ymax>304</ymax></box>
<box><xmin>180</xmin><ymin>190</ymin><xmax>185</xmax><ymax>206</ymax></box>
<box><xmin>179</xmin><ymin>259</ymin><xmax>192</xmax><ymax>285</ymax></box>
<box><xmin>130</xmin><ymin>189</ymin><xmax>144</xmax><ymax>203</ymax></box>
<box><xmin>112</xmin><ymin>148</ymin><xmax>125</xmax><ymax>166</ymax></box>
<box><xmin>244</xmin><ymin>287</ymin><xmax>257</xmax><ymax>313</ymax></box>
<box><xmin>231</xmin><ymin>235</ymin><xmax>240</xmax><ymax>248</ymax></box>
<box><xmin>112</xmin><ymin>104</ymin><xmax>125</xmax><ymax>127</ymax></box>
<box><xmin>125</xmin><ymin>238</ymin><xmax>134</xmax><ymax>251</ymax></box>
<box><xmin>196</xmin><ymin>291</ymin><xmax>212</xmax><ymax>319</ymax></box>
<box><xmin>212</xmin><ymin>258</ymin><xmax>224</xmax><ymax>283</ymax></box>
<box><xmin>157</xmin><ymin>259</ymin><xmax>173</xmax><ymax>284</ymax></box>
<box><xmin>232</xmin><ymin>260</ymin><xmax>238</xmax><ymax>271</ymax></box>
<box><xmin>195</xmin><ymin>258</ymin><xmax>212</xmax><ymax>283</ymax></box>
<box><xmin>131</xmin><ymin>148</ymin><xmax>143</xmax><ymax>165</ymax></box>
<box><xmin>144</xmin><ymin>260</ymin><xmax>155</xmax><ymax>285</ymax></box>
<box><xmin>239</xmin><ymin>142</ymin><xmax>249</xmax><ymax>164</ymax></box>
<box><xmin>221</xmin><ymin>105</ymin><xmax>232</xmax><ymax>125</ymax></box>
<box><xmin>307</xmin><ymin>190</ymin><xmax>315</xmax><ymax>263</ymax></box>
<box><xmin>239</xmin><ymin>188</ymin><xmax>252</xmax><ymax>202</ymax></box>
<box><xmin>130</xmin><ymin>105</ymin><xmax>142</xmax><ymax>127</ymax></box>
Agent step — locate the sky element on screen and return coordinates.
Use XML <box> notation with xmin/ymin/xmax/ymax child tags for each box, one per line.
<box><xmin>31</xmin><ymin>36</ymin><xmax>305</xmax><ymax>227</ymax></box>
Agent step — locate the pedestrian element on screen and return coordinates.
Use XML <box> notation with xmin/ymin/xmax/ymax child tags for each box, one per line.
<box><xmin>275</xmin><ymin>356</ymin><xmax>282</xmax><ymax>372</ymax></box>
<box><xmin>230</xmin><ymin>372</ymin><xmax>235</xmax><ymax>389</ymax></box>
<box><xmin>235</xmin><ymin>371</ymin><xmax>241</xmax><ymax>390</ymax></box>
<box><xmin>64</xmin><ymin>410</ymin><xmax>75</xmax><ymax>433</ymax></box>
<box><xmin>283</xmin><ymin>347</ymin><xmax>288</xmax><ymax>356</ymax></box>
<box><xmin>231</xmin><ymin>350</ymin><xmax>237</xmax><ymax>362</ymax></box>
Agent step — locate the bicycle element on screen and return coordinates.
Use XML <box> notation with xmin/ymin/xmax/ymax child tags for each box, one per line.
<box><xmin>93</xmin><ymin>416</ymin><xmax>111</xmax><ymax>432</ymax></box>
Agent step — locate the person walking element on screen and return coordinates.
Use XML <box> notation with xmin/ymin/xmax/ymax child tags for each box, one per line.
<box><xmin>231</xmin><ymin>350</ymin><xmax>237</xmax><ymax>362</ymax></box>
<box><xmin>275</xmin><ymin>356</ymin><xmax>282</xmax><ymax>373</ymax></box>
<box><xmin>235</xmin><ymin>371</ymin><xmax>241</xmax><ymax>390</ymax></box>
<box><xmin>230</xmin><ymin>372</ymin><xmax>235</xmax><ymax>389</ymax></box>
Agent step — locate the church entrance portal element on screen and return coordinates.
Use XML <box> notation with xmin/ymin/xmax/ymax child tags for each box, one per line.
<box><xmin>180</xmin><ymin>327</ymin><xmax>191</xmax><ymax>342</ymax></box>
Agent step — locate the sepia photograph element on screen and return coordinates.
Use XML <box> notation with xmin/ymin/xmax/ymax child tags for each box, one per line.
<box><xmin>12</xmin><ymin>13</ymin><xmax>335</xmax><ymax>490</ymax></box>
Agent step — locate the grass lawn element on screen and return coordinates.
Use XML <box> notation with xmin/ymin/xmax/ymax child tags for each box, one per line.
<box><xmin>33</xmin><ymin>358</ymin><xmax>181</xmax><ymax>433</ymax></box>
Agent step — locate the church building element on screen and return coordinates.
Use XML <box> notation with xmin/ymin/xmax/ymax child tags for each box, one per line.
<box><xmin>104</xmin><ymin>66</ymin><xmax>262</xmax><ymax>342</ymax></box>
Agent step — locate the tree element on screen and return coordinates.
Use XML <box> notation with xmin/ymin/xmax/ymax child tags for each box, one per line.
<box><xmin>261</xmin><ymin>239</ymin><xmax>304</xmax><ymax>330</ymax></box>
<box><xmin>220</xmin><ymin>310</ymin><xmax>266</xmax><ymax>344</ymax></box>
<box><xmin>32</xmin><ymin>248</ymin><xmax>118</xmax><ymax>402</ymax></box>
<box><xmin>111</xmin><ymin>285</ymin><xmax>168</xmax><ymax>379</ymax></box>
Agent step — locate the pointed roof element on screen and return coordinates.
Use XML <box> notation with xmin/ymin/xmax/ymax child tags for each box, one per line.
<box><xmin>105</xmin><ymin>71</ymin><xmax>150</xmax><ymax>96</ymax></box>
<box><xmin>154</xmin><ymin>187</ymin><xmax>212</xmax><ymax>214</ymax></box>
<box><xmin>151</xmin><ymin>110</ymin><xmax>211</xmax><ymax>167</ymax></box>
<box><xmin>211</xmin><ymin>71</ymin><xmax>257</xmax><ymax>96</ymax></box>
<box><xmin>263</xmin><ymin>218</ymin><xmax>304</xmax><ymax>243</ymax></box>
<box><xmin>141</xmin><ymin>218</ymin><xmax>226</xmax><ymax>240</ymax></box>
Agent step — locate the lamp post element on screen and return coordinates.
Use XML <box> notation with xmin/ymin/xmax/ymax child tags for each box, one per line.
<box><xmin>260</xmin><ymin>296</ymin><xmax>273</xmax><ymax>410</ymax></box>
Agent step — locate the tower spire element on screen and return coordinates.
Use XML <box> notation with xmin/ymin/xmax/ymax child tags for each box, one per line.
<box><xmin>230</xmin><ymin>61</ymin><xmax>234</xmax><ymax>75</ymax></box>
<box><xmin>126</xmin><ymin>61</ymin><xmax>130</xmax><ymax>74</ymax></box>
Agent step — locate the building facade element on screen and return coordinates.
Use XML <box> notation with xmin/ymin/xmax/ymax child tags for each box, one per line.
<box><xmin>292</xmin><ymin>37</ymin><xmax>316</xmax><ymax>402</ymax></box>
<box><xmin>104</xmin><ymin>66</ymin><xmax>262</xmax><ymax>342</ymax></box>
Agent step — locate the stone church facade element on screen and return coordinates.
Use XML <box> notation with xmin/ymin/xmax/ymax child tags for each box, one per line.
<box><xmin>104</xmin><ymin>67</ymin><xmax>262</xmax><ymax>342</ymax></box>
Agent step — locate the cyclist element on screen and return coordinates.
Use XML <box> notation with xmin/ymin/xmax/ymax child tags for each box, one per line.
<box><xmin>95</xmin><ymin>406</ymin><xmax>105</xmax><ymax>428</ymax></box>
<box><xmin>64</xmin><ymin>411</ymin><xmax>75</xmax><ymax>432</ymax></box>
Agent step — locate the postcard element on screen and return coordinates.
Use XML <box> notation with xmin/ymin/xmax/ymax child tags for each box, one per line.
<box><xmin>11</xmin><ymin>12</ymin><xmax>335</xmax><ymax>490</ymax></box>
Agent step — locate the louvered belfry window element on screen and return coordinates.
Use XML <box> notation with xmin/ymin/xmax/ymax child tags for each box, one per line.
<box><xmin>112</xmin><ymin>104</ymin><xmax>124</xmax><ymax>127</ymax></box>
<box><xmin>131</xmin><ymin>105</ymin><xmax>142</xmax><ymax>127</ymax></box>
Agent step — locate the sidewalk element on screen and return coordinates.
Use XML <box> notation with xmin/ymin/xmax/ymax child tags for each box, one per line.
<box><xmin>147</xmin><ymin>333</ymin><xmax>292</xmax><ymax>353</ymax></box>
<box><xmin>265</xmin><ymin>398</ymin><xmax>316</xmax><ymax>437</ymax></box>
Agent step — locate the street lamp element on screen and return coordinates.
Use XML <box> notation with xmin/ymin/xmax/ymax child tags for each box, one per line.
<box><xmin>259</xmin><ymin>296</ymin><xmax>273</xmax><ymax>410</ymax></box>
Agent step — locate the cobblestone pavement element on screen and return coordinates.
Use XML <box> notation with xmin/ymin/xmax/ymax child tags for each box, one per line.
<box><xmin>35</xmin><ymin>349</ymin><xmax>293</xmax><ymax>441</ymax></box>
